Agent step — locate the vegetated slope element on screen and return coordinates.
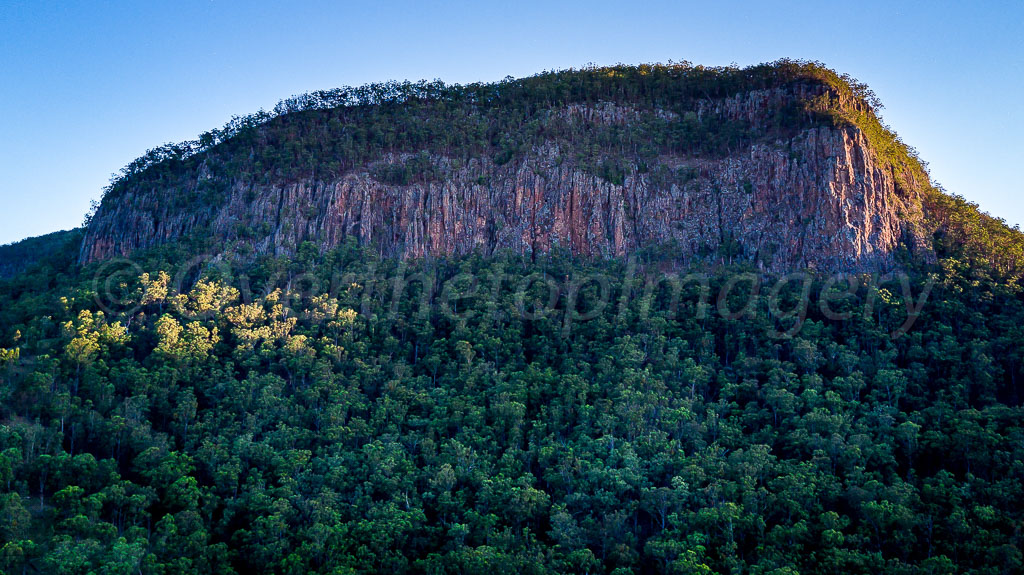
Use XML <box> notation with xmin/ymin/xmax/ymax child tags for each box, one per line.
<box><xmin>81</xmin><ymin>60</ymin><xmax>1022</xmax><ymax>274</ymax></box>
<box><xmin>1</xmin><ymin>238</ymin><xmax>1023</xmax><ymax>573</ymax></box>
<box><xmin>0</xmin><ymin>229</ymin><xmax>81</xmax><ymax>279</ymax></box>
<box><xmin>1</xmin><ymin>61</ymin><xmax>1023</xmax><ymax>574</ymax></box>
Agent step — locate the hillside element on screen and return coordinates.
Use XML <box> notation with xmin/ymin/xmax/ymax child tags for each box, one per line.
<box><xmin>0</xmin><ymin>229</ymin><xmax>81</xmax><ymax>279</ymax></box>
<box><xmin>81</xmin><ymin>60</ymin><xmax>1024</xmax><ymax>274</ymax></box>
<box><xmin>0</xmin><ymin>61</ymin><xmax>1023</xmax><ymax>574</ymax></box>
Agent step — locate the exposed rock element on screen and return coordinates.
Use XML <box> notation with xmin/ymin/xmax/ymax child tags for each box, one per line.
<box><xmin>81</xmin><ymin>81</ymin><xmax>929</xmax><ymax>272</ymax></box>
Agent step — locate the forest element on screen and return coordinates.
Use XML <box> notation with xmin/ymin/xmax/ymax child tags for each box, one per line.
<box><xmin>1</xmin><ymin>61</ymin><xmax>1023</xmax><ymax>574</ymax></box>
<box><xmin>0</xmin><ymin>233</ymin><xmax>1022</xmax><ymax>574</ymax></box>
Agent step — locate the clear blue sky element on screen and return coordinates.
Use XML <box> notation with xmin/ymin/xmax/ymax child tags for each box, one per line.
<box><xmin>1</xmin><ymin>0</ymin><xmax>1022</xmax><ymax>245</ymax></box>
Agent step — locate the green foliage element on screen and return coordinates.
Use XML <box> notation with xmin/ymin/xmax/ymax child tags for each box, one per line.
<box><xmin>97</xmin><ymin>59</ymin><xmax>864</xmax><ymax>204</ymax></box>
<box><xmin>0</xmin><ymin>229</ymin><xmax>82</xmax><ymax>279</ymax></box>
<box><xmin>0</xmin><ymin>241</ymin><xmax>1022</xmax><ymax>573</ymax></box>
<box><xmin>3</xmin><ymin>58</ymin><xmax>1024</xmax><ymax>574</ymax></box>
<box><xmin>86</xmin><ymin>59</ymin><xmax>1024</xmax><ymax>280</ymax></box>
<box><xmin>79</xmin><ymin>58</ymin><xmax>1024</xmax><ymax>290</ymax></box>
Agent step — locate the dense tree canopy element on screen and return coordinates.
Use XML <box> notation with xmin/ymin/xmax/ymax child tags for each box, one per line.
<box><xmin>0</xmin><ymin>234</ymin><xmax>1021</xmax><ymax>574</ymax></box>
<box><xmin>3</xmin><ymin>60</ymin><xmax>1024</xmax><ymax>574</ymax></box>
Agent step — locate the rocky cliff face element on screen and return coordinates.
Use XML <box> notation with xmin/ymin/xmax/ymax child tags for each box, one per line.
<box><xmin>81</xmin><ymin>71</ymin><xmax>930</xmax><ymax>272</ymax></box>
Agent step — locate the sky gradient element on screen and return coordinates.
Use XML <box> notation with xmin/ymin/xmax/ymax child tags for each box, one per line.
<box><xmin>1</xmin><ymin>0</ymin><xmax>1022</xmax><ymax>245</ymax></box>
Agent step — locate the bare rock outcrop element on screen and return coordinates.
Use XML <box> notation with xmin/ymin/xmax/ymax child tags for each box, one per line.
<box><xmin>81</xmin><ymin>81</ymin><xmax>929</xmax><ymax>272</ymax></box>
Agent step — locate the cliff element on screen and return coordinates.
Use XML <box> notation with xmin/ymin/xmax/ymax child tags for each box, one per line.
<box><xmin>80</xmin><ymin>62</ymin><xmax>940</xmax><ymax>272</ymax></box>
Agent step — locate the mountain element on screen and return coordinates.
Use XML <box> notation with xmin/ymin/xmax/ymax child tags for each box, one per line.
<box><xmin>81</xmin><ymin>60</ymin><xmax>1023</xmax><ymax>274</ymax></box>
<box><xmin>0</xmin><ymin>228</ymin><xmax>81</xmax><ymax>279</ymax></box>
<box><xmin>2</xmin><ymin>62</ymin><xmax>1024</xmax><ymax>574</ymax></box>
